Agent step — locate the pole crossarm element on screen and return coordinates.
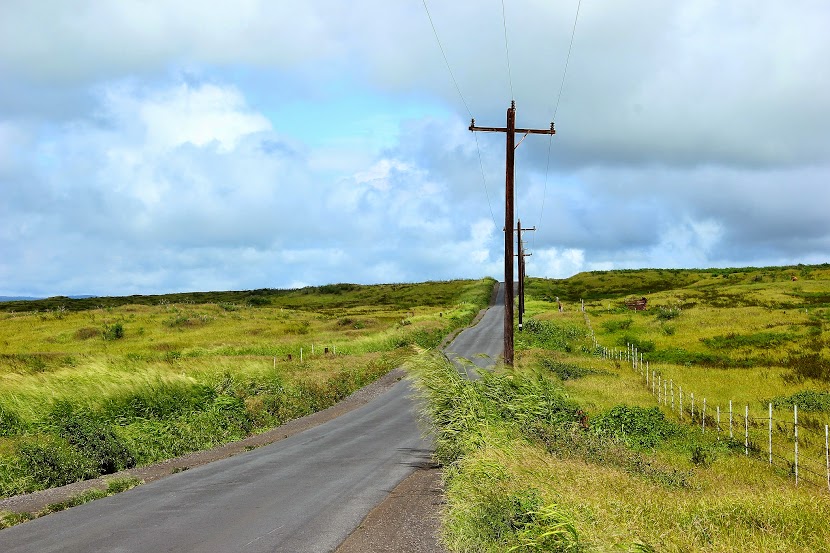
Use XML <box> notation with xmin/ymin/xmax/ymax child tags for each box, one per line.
<box><xmin>469</xmin><ymin>121</ymin><xmax>555</xmax><ymax>135</ymax></box>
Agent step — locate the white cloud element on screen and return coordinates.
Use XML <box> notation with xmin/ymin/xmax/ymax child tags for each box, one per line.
<box><xmin>2</xmin><ymin>1</ymin><xmax>829</xmax><ymax>296</ymax></box>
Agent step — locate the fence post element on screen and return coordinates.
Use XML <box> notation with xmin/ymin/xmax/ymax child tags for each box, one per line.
<box><xmin>670</xmin><ymin>380</ymin><xmax>675</xmax><ymax>412</ymax></box>
<box><xmin>794</xmin><ymin>404</ymin><xmax>799</xmax><ymax>486</ymax></box>
<box><xmin>300</xmin><ymin>348</ymin><xmax>303</xmax><ymax>362</ymax></box>
<box><xmin>729</xmin><ymin>400</ymin><xmax>733</xmax><ymax>439</ymax></box>
<box><xmin>769</xmin><ymin>403</ymin><xmax>773</xmax><ymax>466</ymax></box>
<box><xmin>652</xmin><ymin>371</ymin><xmax>656</xmax><ymax>396</ymax></box>
<box><xmin>657</xmin><ymin>374</ymin><xmax>663</xmax><ymax>405</ymax></box>
<box><xmin>691</xmin><ymin>393</ymin><xmax>695</xmax><ymax>423</ymax></box>
<box><xmin>664</xmin><ymin>380</ymin><xmax>667</xmax><ymax>407</ymax></box>
<box><xmin>717</xmin><ymin>405</ymin><xmax>721</xmax><ymax>437</ymax></box>
<box><xmin>679</xmin><ymin>386</ymin><xmax>683</xmax><ymax>421</ymax></box>
<box><xmin>745</xmin><ymin>405</ymin><xmax>749</xmax><ymax>456</ymax></box>
<box><xmin>702</xmin><ymin>398</ymin><xmax>706</xmax><ymax>433</ymax></box>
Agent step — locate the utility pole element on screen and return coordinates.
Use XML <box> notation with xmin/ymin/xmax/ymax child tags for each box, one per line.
<box><xmin>517</xmin><ymin>219</ymin><xmax>534</xmax><ymax>331</ymax></box>
<box><xmin>470</xmin><ymin>101</ymin><xmax>554</xmax><ymax>366</ymax></box>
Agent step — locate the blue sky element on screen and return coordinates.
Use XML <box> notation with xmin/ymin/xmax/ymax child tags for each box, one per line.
<box><xmin>1</xmin><ymin>1</ymin><xmax>829</xmax><ymax>297</ymax></box>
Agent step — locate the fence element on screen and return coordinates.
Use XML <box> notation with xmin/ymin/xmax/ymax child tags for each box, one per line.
<box><xmin>582</xmin><ymin>312</ymin><xmax>830</xmax><ymax>493</ymax></box>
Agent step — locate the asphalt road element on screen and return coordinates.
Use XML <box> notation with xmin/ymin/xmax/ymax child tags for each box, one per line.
<box><xmin>0</xmin><ymin>285</ymin><xmax>505</xmax><ymax>553</ymax></box>
<box><xmin>444</xmin><ymin>282</ymin><xmax>504</xmax><ymax>375</ymax></box>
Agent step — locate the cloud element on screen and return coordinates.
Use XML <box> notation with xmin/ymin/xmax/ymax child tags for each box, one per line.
<box><xmin>1</xmin><ymin>1</ymin><xmax>829</xmax><ymax>296</ymax></box>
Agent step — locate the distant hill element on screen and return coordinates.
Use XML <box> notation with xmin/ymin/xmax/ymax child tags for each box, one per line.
<box><xmin>0</xmin><ymin>295</ymin><xmax>96</xmax><ymax>303</ymax></box>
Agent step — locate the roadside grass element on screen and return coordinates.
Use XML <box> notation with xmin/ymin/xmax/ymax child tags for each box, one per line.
<box><xmin>410</xmin><ymin>265</ymin><xmax>830</xmax><ymax>552</ymax></box>
<box><xmin>0</xmin><ymin>477</ymin><xmax>142</xmax><ymax>530</ymax></box>
<box><xmin>0</xmin><ymin>278</ymin><xmax>495</xmax><ymax>500</ymax></box>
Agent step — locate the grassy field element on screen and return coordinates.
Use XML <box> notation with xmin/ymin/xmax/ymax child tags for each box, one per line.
<box><xmin>409</xmin><ymin>264</ymin><xmax>830</xmax><ymax>552</ymax></box>
<box><xmin>0</xmin><ymin>278</ymin><xmax>495</xmax><ymax>508</ymax></box>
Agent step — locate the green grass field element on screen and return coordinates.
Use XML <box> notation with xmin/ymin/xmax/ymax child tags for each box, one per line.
<box><xmin>409</xmin><ymin>264</ymin><xmax>830</xmax><ymax>552</ymax></box>
<box><xmin>0</xmin><ymin>278</ymin><xmax>495</xmax><ymax>506</ymax></box>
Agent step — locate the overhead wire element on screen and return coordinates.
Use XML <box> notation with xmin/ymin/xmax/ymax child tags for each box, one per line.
<box><xmin>501</xmin><ymin>0</ymin><xmax>514</xmax><ymax>101</ymax></box>
<box><xmin>533</xmin><ymin>0</ymin><xmax>582</xmax><ymax>250</ymax></box>
<box><xmin>421</xmin><ymin>0</ymin><xmax>497</xmax><ymax>228</ymax></box>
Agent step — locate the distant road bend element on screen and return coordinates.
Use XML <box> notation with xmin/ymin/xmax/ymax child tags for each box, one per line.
<box><xmin>0</xmin><ymin>284</ymin><xmax>505</xmax><ymax>553</ymax></box>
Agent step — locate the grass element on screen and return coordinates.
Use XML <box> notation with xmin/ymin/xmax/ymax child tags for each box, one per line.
<box><xmin>0</xmin><ymin>278</ymin><xmax>495</xmax><ymax>500</ymax></box>
<box><xmin>408</xmin><ymin>264</ymin><xmax>830</xmax><ymax>552</ymax></box>
<box><xmin>0</xmin><ymin>477</ymin><xmax>142</xmax><ymax>529</ymax></box>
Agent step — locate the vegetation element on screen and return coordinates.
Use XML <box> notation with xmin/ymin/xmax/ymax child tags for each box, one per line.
<box><xmin>0</xmin><ymin>278</ymin><xmax>495</xmax><ymax>501</ymax></box>
<box><xmin>409</xmin><ymin>264</ymin><xmax>830</xmax><ymax>552</ymax></box>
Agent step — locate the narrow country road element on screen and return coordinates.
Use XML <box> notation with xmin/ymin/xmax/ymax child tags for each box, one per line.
<box><xmin>0</xmin><ymin>285</ymin><xmax>505</xmax><ymax>553</ymax></box>
<box><xmin>445</xmin><ymin>282</ymin><xmax>504</xmax><ymax>374</ymax></box>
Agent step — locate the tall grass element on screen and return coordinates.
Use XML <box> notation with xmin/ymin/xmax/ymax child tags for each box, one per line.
<box><xmin>411</xmin><ymin>265</ymin><xmax>830</xmax><ymax>551</ymax></box>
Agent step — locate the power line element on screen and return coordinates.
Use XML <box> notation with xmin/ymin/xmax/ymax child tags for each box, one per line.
<box><xmin>421</xmin><ymin>1</ymin><xmax>472</xmax><ymax>119</ymax></box>
<box><xmin>501</xmin><ymin>0</ymin><xmax>514</xmax><ymax>101</ymax></box>
<box><xmin>534</xmin><ymin>0</ymin><xmax>583</xmax><ymax>248</ymax></box>
<box><xmin>553</xmin><ymin>0</ymin><xmax>583</xmax><ymax>121</ymax></box>
<box><xmin>421</xmin><ymin>0</ymin><xmax>497</xmax><ymax>227</ymax></box>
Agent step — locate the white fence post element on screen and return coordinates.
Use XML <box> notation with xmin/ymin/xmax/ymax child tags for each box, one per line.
<box><xmin>670</xmin><ymin>380</ymin><xmax>674</xmax><ymax>412</ymax></box>
<box><xmin>729</xmin><ymin>400</ymin><xmax>733</xmax><ymax>439</ymax></box>
<box><xmin>745</xmin><ymin>406</ymin><xmax>749</xmax><ymax>456</ymax></box>
<box><xmin>825</xmin><ymin>425</ymin><xmax>829</xmax><ymax>493</ymax></box>
<box><xmin>300</xmin><ymin>348</ymin><xmax>303</xmax><ymax>362</ymax></box>
<box><xmin>702</xmin><ymin>398</ymin><xmax>706</xmax><ymax>433</ymax></box>
<box><xmin>717</xmin><ymin>405</ymin><xmax>720</xmax><ymax>437</ymax></box>
<box><xmin>657</xmin><ymin>374</ymin><xmax>663</xmax><ymax>405</ymax></box>
<box><xmin>663</xmin><ymin>380</ymin><xmax>667</xmax><ymax>407</ymax></box>
<box><xmin>769</xmin><ymin>403</ymin><xmax>773</xmax><ymax>466</ymax></box>
<box><xmin>691</xmin><ymin>393</ymin><xmax>695</xmax><ymax>422</ymax></box>
<box><xmin>794</xmin><ymin>405</ymin><xmax>799</xmax><ymax>486</ymax></box>
<box><xmin>679</xmin><ymin>387</ymin><xmax>683</xmax><ymax>421</ymax></box>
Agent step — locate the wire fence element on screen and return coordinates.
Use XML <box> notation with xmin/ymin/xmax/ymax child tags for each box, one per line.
<box><xmin>580</xmin><ymin>308</ymin><xmax>830</xmax><ymax>493</ymax></box>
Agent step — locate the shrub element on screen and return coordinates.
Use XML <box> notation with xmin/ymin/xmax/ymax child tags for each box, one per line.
<box><xmin>48</xmin><ymin>402</ymin><xmax>135</xmax><ymax>475</ymax></box>
<box><xmin>769</xmin><ymin>390</ymin><xmax>830</xmax><ymax>412</ymax></box>
<box><xmin>102</xmin><ymin>322</ymin><xmax>124</xmax><ymax>340</ymax></box>
<box><xmin>0</xmin><ymin>404</ymin><xmax>25</xmax><ymax>437</ymax></box>
<box><xmin>592</xmin><ymin>405</ymin><xmax>679</xmax><ymax>449</ymax></box>
<box><xmin>18</xmin><ymin>437</ymin><xmax>97</xmax><ymax>490</ymax></box>
<box><xmin>74</xmin><ymin>327</ymin><xmax>101</xmax><ymax>340</ymax></box>
<box><xmin>522</xmin><ymin>319</ymin><xmax>585</xmax><ymax>351</ymax></box>
<box><xmin>601</xmin><ymin>318</ymin><xmax>633</xmax><ymax>332</ymax></box>
<box><xmin>539</xmin><ymin>358</ymin><xmax>596</xmax><ymax>381</ymax></box>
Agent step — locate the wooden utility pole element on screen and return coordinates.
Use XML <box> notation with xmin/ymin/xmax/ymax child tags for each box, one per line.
<box><xmin>517</xmin><ymin>219</ymin><xmax>534</xmax><ymax>331</ymax></box>
<box><xmin>470</xmin><ymin>101</ymin><xmax>554</xmax><ymax>366</ymax></box>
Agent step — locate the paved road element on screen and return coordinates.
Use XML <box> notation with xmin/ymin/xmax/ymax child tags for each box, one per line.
<box><xmin>0</xmin><ymin>286</ymin><xmax>505</xmax><ymax>553</ymax></box>
<box><xmin>444</xmin><ymin>283</ymin><xmax>504</xmax><ymax>375</ymax></box>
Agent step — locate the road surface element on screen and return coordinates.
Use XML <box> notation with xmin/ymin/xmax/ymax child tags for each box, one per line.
<box><xmin>444</xmin><ymin>282</ymin><xmax>504</xmax><ymax>375</ymax></box>
<box><xmin>0</xmin><ymin>285</ymin><xmax>505</xmax><ymax>552</ymax></box>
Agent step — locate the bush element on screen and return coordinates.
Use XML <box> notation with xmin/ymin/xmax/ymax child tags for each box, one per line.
<box><xmin>48</xmin><ymin>402</ymin><xmax>135</xmax><ymax>475</ymax></box>
<box><xmin>522</xmin><ymin>319</ymin><xmax>585</xmax><ymax>351</ymax></box>
<box><xmin>102</xmin><ymin>322</ymin><xmax>124</xmax><ymax>341</ymax></box>
<box><xmin>0</xmin><ymin>404</ymin><xmax>25</xmax><ymax>437</ymax></box>
<box><xmin>18</xmin><ymin>437</ymin><xmax>97</xmax><ymax>490</ymax></box>
<box><xmin>770</xmin><ymin>390</ymin><xmax>830</xmax><ymax>412</ymax></box>
<box><xmin>592</xmin><ymin>405</ymin><xmax>679</xmax><ymax>449</ymax></box>
<box><xmin>539</xmin><ymin>358</ymin><xmax>597</xmax><ymax>381</ymax></box>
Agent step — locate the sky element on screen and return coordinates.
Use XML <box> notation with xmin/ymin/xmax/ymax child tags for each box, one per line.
<box><xmin>1</xmin><ymin>1</ymin><xmax>829</xmax><ymax>297</ymax></box>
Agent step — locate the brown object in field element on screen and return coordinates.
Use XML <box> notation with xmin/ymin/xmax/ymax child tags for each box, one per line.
<box><xmin>792</xmin><ymin>275</ymin><xmax>799</xmax><ymax>281</ymax></box>
<box><xmin>625</xmin><ymin>297</ymin><xmax>648</xmax><ymax>311</ymax></box>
